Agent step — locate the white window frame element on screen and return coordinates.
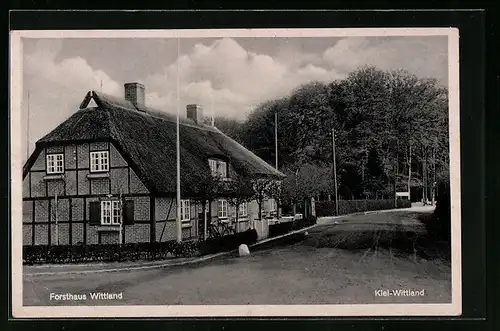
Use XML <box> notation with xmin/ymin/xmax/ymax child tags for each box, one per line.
<box><xmin>209</xmin><ymin>159</ymin><xmax>218</xmax><ymax>176</ymax></box>
<box><xmin>180</xmin><ymin>199</ymin><xmax>191</xmax><ymax>222</ymax></box>
<box><xmin>46</xmin><ymin>153</ymin><xmax>64</xmax><ymax>174</ymax></box>
<box><xmin>90</xmin><ymin>150</ymin><xmax>109</xmax><ymax>172</ymax></box>
<box><xmin>217</xmin><ymin>199</ymin><xmax>228</xmax><ymax>219</ymax></box>
<box><xmin>208</xmin><ymin>159</ymin><xmax>228</xmax><ymax>178</ymax></box>
<box><xmin>101</xmin><ymin>200</ymin><xmax>121</xmax><ymax>225</ymax></box>
<box><xmin>269</xmin><ymin>198</ymin><xmax>276</xmax><ymax>211</ymax></box>
<box><xmin>239</xmin><ymin>202</ymin><xmax>248</xmax><ymax>217</ymax></box>
<box><xmin>198</xmin><ymin>201</ymin><xmax>209</xmax><ymax>214</ymax></box>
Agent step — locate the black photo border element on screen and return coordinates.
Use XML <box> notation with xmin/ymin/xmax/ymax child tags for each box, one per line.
<box><xmin>5</xmin><ymin>5</ymin><xmax>496</xmax><ymax>331</ymax></box>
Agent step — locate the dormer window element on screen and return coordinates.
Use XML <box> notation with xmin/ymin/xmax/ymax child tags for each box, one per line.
<box><xmin>208</xmin><ymin>158</ymin><xmax>227</xmax><ymax>178</ymax></box>
<box><xmin>46</xmin><ymin>153</ymin><xmax>64</xmax><ymax>174</ymax></box>
<box><xmin>90</xmin><ymin>151</ymin><xmax>109</xmax><ymax>172</ymax></box>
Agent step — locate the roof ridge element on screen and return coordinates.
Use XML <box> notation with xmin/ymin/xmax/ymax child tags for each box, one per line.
<box><xmin>91</xmin><ymin>90</ymin><xmax>220</xmax><ymax>133</ymax></box>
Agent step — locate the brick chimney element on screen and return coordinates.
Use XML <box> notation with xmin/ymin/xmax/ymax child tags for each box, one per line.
<box><xmin>124</xmin><ymin>82</ymin><xmax>145</xmax><ymax>106</ymax></box>
<box><xmin>186</xmin><ymin>104</ymin><xmax>203</xmax><ymax>124</ymax></box>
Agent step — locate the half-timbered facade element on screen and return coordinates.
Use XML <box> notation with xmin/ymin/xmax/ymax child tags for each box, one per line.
<box><xmin>22</xmin><ymin>82</ymin><xmax>285</xmax><ymax>246</ymax></box>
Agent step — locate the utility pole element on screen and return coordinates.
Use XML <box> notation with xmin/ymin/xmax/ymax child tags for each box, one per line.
<box><xmin>432</xmin><ymin>146</ymin><xmax>436</xmax><ymax>205</ymax></box>
<box><xmin>211</xmin><ymin>92</ymin><xmax>215</xmax><ymax>127</ymax></box>
<box><xmin>275</xmin><ymin>111</ymin><xmax>278</xmax><ymax>170</ymax></box>
<box><xmin>55</xmin><ymin>193</ymin><xmax>59</xmax><ymax>245</ymax></box>
<box><xmin>176</xmin><ymin>37</ymin><xmax>182</xmax><ymax>242</ymax></box>
<box><xmin>332</xmin><ymin>128</ymin><xmax>339</xmax><ymax>216</ymax></box>
<box><xmin>408</xmin><ymin>144</ymin><xmax>411</xmax><ymax>202</ymax></box>
<box><xmin>120</xmin><ymin>189</ymin><xmax>124</xmax><ymax>244</ymax></box>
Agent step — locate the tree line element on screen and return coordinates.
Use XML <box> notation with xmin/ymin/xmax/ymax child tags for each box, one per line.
<box><xmin>215</xmin><ymin>66</ymin><xmax>450</xmax><ymax>206</ymax></box>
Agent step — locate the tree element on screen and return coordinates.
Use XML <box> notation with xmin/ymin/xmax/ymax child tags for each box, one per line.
<box><xmin>223</xmin><ymin>176</ymin><xmax>254</xmax><ymax>232</ymax></box>
<box><xmin>251</xmin><ymin>178</ymin><xmax>273</xmax><ymax>220</ymax></box>
<box><xmin>237</xmin><ymin>66</ymin><xmax>449</xmax><ymax>203</ymax></box>
<box><xmin>214</xmin><ymin>117</ymin><xmax>244</xmax><ymax>143</ymax></box>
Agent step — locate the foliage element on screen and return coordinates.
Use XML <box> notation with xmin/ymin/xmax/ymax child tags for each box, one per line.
<box><xmin>214</xmin><ymin>117</ymin><xmax>244</xmax><ymax>143</ymax></box>
<box><xmin>268</xmin><ymin>216</ymin><xmax>317</xmax><ymax>238</ymax></box>
<box><xmin>229</xmin><ymin>66</ymin><xmax>449</xmax><ymax>203</ymax></box>
<box><xmin>23</xmin><ymin>229</ymin><xmax>259</xmax><ymax>265</ymax></box>
<box><xmin>426</xmin><ymin>181</ymin><xmax>451</xmax><ymax>240</ymax></box>
<box><xmin>315</xmin><ymin>199</ymin><xmax>411</xmax><ymax>217</ymax></box>
<box><xmin>280</xmin><ymin>162</ymin><xmax>334</xmax><ymax>204</ymax></box>
<box><xmin>23</xmin><ymin>240</ymin><xmax>200</xmax><ymax>265</ymax></box>
<box><xmin>199</xmin><ymin>229</ymin><xmax>258</xmax><ymax>255</ymax></box>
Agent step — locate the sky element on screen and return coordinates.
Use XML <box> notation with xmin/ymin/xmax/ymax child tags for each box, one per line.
<box><xmin>20</xmin><ymin>35</ymin><xmax>448</xmax><ymax>161</ymax></box>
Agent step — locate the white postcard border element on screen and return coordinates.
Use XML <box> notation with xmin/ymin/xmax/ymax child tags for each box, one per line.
<box><xmin>10</xmin><ymin>27</ymin><xmax>461</xmax><ymax>318</ymax></box>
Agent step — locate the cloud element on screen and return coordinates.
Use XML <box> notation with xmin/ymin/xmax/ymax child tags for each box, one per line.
<box><xmin>21</xmin><ymin>36</ymin><xmax>448</xmax><ymax>161</ymax></box>
<box><xmin>322</xmin><ymin>36</ymin><xmax>448</xmax><ymax>85</ymax></box>
<box><xmin>22</xmin><ymin>39</ymin><xmax>121</xmax><ymax>159</ymax></box>
<box><xmin>142</xmin><ymin>38</ymin><xmax>343</xmax><ymax>119</ymax></box>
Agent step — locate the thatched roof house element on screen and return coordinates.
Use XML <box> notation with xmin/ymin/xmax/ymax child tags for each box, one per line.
<box><xmin>23</xmin><ymin>85</ymin><xmax>285</xmax><ymax>196</ymax></box>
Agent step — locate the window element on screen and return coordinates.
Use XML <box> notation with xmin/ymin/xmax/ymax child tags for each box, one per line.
<box><xmin>46</xmin><ymin>154</ymin><xmax>64</xmax><ymax>174</ymax></box>
<box><xmin>198</xmin><ymin>201</ymin><xmax>209</xmax><ymax>213</ymax></box>
<box><xmin>101</xmin><ymin>200</ymin><xmax>121</xmax><ymax>225</ymax></box>
<box><xmin>239</xmin><ymin>202</ymin><xmax>248</xmax><ymax>217</ymax></box>
<box><xmin>180</xmin><ymin>199</ymin><xmax>190</xmax><ymax>222</ymax></box>
<box><xmin>217</xmin><ymin>199</ymin><xmax>228</xmax><ymax>218</ymax></box>
<box><xmin>269</xmin><ymin>199</ymin><xmax>276</xmax><ymax>211</ymax></box>
<box><xmin>209</xmin><ymin>159</ymin><xmax>217</xmax><ymax>175</ymax></box>
<box><xmin>90</xmin><ymin>151</ymin><xmax>109</xmax><ymax>172</ymax></box>
<box><xmin>208</xmin><ymin>159</ymin><xmax>227</xmax><ymax>178</ymax></box>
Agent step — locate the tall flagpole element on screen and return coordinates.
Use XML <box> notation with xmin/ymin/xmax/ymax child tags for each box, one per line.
<box><xmin>176</xmin><ymin>37</ymin><xmax>182</xmax><ymax>242</ymax></box>
<box><xmin>332</xmin><ymin>128</ymin><xmax>339</xmax><ymax>216</ymax></box>
<box><xmin>55</xmin><ymin>193</ymin><xmax>59</xmax><ymax>245</ymax></box>
<box><xmin>275</xmin><ymin>111</ymin><xmax>278</xmax><ymax>170</ymax></box>
<box><xmin>211</xmin><ymin>92</ymin><xmax>215</xmax><ymax>127</ymax></box>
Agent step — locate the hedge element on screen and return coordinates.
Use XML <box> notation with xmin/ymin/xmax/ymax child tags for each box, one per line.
<box><xmin>315</xmin><ymin>199</ymin><xmax>411</xmax><ymax>217</ymax></box>
<box><xmin>23</xmin><ymin>229</ymin><xmax>258</xmax><ymax>265</ymax></box>
<box><xmin>426</xmin><ymin>182</ymin><xmax>451</xmax><ymax>240</ymax></box>
<box><xmin>268</xmin><ymin>216</ymin><xmax>317</xmax><ymax>238</ymax></box>
<box><xmin>198</xmin><ymin>229</ymin><xmax>258</xmax><ymax>255</ymax></box>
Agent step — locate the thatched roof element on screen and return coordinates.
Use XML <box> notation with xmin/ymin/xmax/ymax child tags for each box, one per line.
<box><xmin>24</xmin><ymin>91</ymin><xmax>285</xmax><ymax>196</ymax></box>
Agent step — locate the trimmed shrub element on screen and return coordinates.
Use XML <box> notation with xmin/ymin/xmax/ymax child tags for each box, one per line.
<box><xmin>268</xmin><ymin>216</ymin><xmax>317</xmax><ymax>238</ymax></box>
<box><xmin>426</xmin><ymin>182</ymin><xmax>451</xmax><ymax>241</ymax></box>
<box><xmin>23</xmin><ymin>240</ymin><xmax>200</xmax><ymax>265</ymax></box>
<box><xmin>199</xmin><ymin>229</ymin><xmax>258</xmax><ymax>256</ymax></box>
<box><xmin>315</xmin><ymin>199</ymin><xmax>411</xmax><ymax>217</ymax></box>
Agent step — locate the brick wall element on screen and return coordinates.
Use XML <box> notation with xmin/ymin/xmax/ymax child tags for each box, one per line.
<box><xmin>31</xmin><ymin>149</ymin><xmax>45</xmax><ymax>171</ymax></box>
<box><xmin>76</xmin><ymin>143</ymin><xmax>89</xmax><ymax>168</ymax></box>
<box><xmin>64</xmin><ymin>145</ymin><xmax>77</xmax><ymax>169</ymax></box>
<box><xmin>130</xmin><ymin>170</ymin><xmax>148</xmax><ymax>193</ymax></box>
<box><xmin>72</xmin><ymin>223</ymin><xmax>84</xmax><ymax>244</ymax></box>
<box><xmin>30</xmin><ymin>172</ymin><xmax>45</xmax><ymax>197</ymax></box>
<box><xmin>65</xmin><ymin>170</ymin><xmax>77</xmax><ymax>195</ymax></box>
<box><xmin>90</xmin><ymin>178</ymin><xmax>109</xmax><ymax>195</ymax></box>
<box><xmin>23</xmin><ymin>224</ymin><xmax>32</xmax><ymax>245</ymax></box>
<box><xmin>77</xmin><ymin>170</ymin><xmax>90</xmax><ymax>195</ymax></box>
<box><xmin>125</xmin><ymin>224</ymin><xmax>149</xmax><ymax>243</ymax></box>
<box><xmin>34</xmin><ymin>224</ymin><xmax>48</xmax><ymax>245</ymax></box>
<box><xmin>23</xmin><ymin>200</ymin><xmax>33</xmax><ymax>223</ymax></box>
<box><xmin>132</xmin><ymin>196</ymin><xmax>150</xmax><ymax>220</ymax></box>
<box><xmin>110</xmin><ymin>168</ymin><xmax>128</xmax><ymax>194</ymax></box>
<box><xmin>110</xmin><ymin>144</ymin><xmax>127</xmax><ymax>167</ymax></box>
<box><xmin>22</xmin><ymin>141</ymin><xmax>165</xmax><ymax>247</ymax></box>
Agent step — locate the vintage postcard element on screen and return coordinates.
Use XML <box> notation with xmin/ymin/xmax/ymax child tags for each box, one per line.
<box><xmin>10</xmin><ymin>27</ymin><xmax>461</xmax><ymax>318</ymax></box>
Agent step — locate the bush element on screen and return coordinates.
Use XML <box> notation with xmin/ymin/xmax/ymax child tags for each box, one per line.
<box><xmin>199</xmin><ymin>229</ymin><xmax>258</xmax><ymax>255</ymax></box>
<box><xmin>23</xmin><ymin>240</ymin><xmax>200</xmax><ymax>265</ymax></box>
<box><xmin>426</xmin><ymin>182</ymin><xmax>451</xmax><ymax>241</ymax></box>
<box><xmin>268</xmin><ymin>216</ymin><xmax>317</xmax><ymax>238</ymax></box>
<box><xmin>315</xmin><ymin>199</ymin><xmax>411</xmax><ymax>217</ymax></box>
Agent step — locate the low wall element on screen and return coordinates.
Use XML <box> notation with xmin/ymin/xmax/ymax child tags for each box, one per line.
<box><xmin>253</xmin><ymin>219</ymin><xmax>269</xmax><ymax>240</ymax></box>
<box><xmin>315</xmin><ymin>199</ymin><xmax>412</xmax><ymax>217</ymax></box>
